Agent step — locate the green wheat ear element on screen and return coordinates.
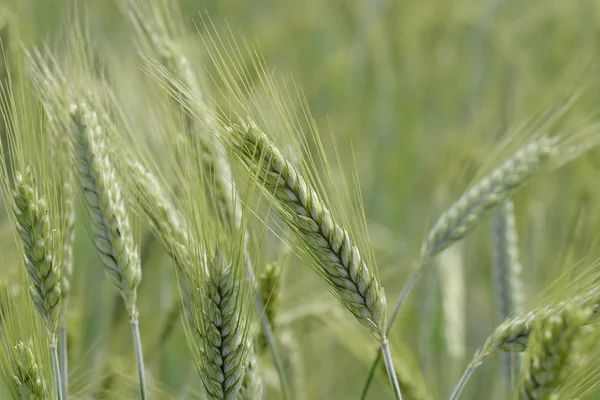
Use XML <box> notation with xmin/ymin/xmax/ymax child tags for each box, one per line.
<box><xmin>70</xmin><ymin>102</ymin><xmax>142</xmax><ymax>317</ymax></box>
<box><xmin>231</xmin><ymin>121</ymin><xmax>388</xmax><ymax>342</ymax></box>
<box><xmin>12</xmin><ymin>167</ymin><xmax>62</xmax><ymax>339</ymax></box>
<box><xmin>517</xmin><ymin>304</ymin><xmax>592</xmax><ymax>399</ymax></box>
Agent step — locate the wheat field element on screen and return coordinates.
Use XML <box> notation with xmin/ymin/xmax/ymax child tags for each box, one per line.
<box><xmin>0</xmin><ymin>0</ymin><xmax>600</xmax><ymax>399</ymax></box>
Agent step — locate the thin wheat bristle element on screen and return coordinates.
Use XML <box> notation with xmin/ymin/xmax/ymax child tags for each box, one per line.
<box><xmin>12</xmin><ymin>341</ymin><xmax>47</xmax><ymax>399</ymax></box>
<box><xmin>517</xmin><ymin>304</ymin><xmax>592</xmax><ymax>399</ymax></box>
<box><xmin>231</xmin><ymin>120</ymin><xmax>388</xmax><ymax>342</ymax></box>
<box><xmin>193</xmin><ymin>251</ymin><xmax>250</xmax><ymax>400</ymax></box>
<box><xmin>70</xmin><ymin>102</ymin><xmax>141</xmax><ymax>318</ymax></box>
<box><xmin>424</xmin><ymin>136</ymin><xmax>559</xmax><ymax>261</ymax></box>
<box><xmin>12</xmin><ymin>167</ymin><xmax>62</xmax><ymax>336</ymax></box>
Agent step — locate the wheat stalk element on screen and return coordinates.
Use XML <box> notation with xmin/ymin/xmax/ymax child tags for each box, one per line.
<box><xmin>491</xmin><ymin>200</ymin><xmax>524</xmax><ymax>390</ymax></box>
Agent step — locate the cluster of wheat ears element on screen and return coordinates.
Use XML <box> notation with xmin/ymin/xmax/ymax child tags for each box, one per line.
<box><xmin>0</xmin><ymin>1</ymin><xmax>599</xmax><ymax>399</ymax></box>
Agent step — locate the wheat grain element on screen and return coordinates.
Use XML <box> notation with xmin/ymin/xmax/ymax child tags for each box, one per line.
<box><xmin>231</xmin><ymin>121</ymin><xmax>388</xmax><ymax>343</ymax></box>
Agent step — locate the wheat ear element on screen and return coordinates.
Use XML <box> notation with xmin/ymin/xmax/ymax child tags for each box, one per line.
<box><xmin>12</xmin><ymin>167</ymin><xmax>62</xmax><ymax>339</ymax></box>
<box><xmin>233</xmin><ymin>121</ymin><xmax>387</xmax><ymax>342</ymax></box>
<box><xmin>449</xmin><ymin>290</ymin><xmax>600</xmax><ymax>400</ymax></box>
<box><xmin>12</xmin><ymin>341</ymin><xmax>47</xmax><ymax>399</ymax></box>
<box><xmin>517</xmin><ymin>304</ymin><xmax>591</xmax><ymax>399</ymax></box>
<box><xmin>69</xmin><ymin>102</ymin><xmax>146</xmax><ymax>399</ymax></box>
<box><xmin>362</xmin><ymin>135</ymin><xmax>564</xmax><ymax>400</ymax></box>
<box><xmin>231</xmin><ymin>121</ymin><xmax>402</xmax><ymax>398</ymax></box>
<box><xmin>191</xmin><ymin>250</ymin><xmax>250</xmax><ymax>400</ymax></box>
<box><xmin>125</xmin><ymin>160</ymin><xmax>191</xmax><ymax>277</ymax></box>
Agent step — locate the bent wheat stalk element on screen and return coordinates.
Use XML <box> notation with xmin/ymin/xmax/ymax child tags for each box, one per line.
<box><xmin>70</xmin><ymin>103</ymin><xmax>146</xmax><ymax>399</ymax></box>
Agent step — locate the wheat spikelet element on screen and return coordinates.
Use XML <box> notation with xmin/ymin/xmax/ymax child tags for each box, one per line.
<box><xmin>191</xmin><ymin>250</ymin><xmax>250</xmax><ymax>400</ymax></box>
<box><xmin>12</xmin><ymin>167</ymin><xmax>62</xmax><ymax>337</ymax></box>
<box><xmin>11</xmin><ymin>341</ymin><xmax>47</xmax><ymax>399</ymax></box>
<box><xmin>258</xmin><ymin>263</ymin><xmax>282</xmax><ymax>354</ymax></box>
<box><xmin>70</xmin><ymin>102</ymin><xmax>141</xmax><ymax>318</ymax></box>
<box><xmin>278</xmin><ymin>329</ymin><xmax>306</xmax><ymax>400</ymax></box>
<box><xmin>232</xmin><ymin>120</ymin><xmax>388</xmax><ymax>342</ymax></box>
<box><xmin>424</xmin><ymin>136</ymin><xmax>558</xmax><ymax>261</ymax></box>
<box><xmin>517</xmin><ymin>304</ymin><xmax>592</xmax><ymax>399</ymax></box>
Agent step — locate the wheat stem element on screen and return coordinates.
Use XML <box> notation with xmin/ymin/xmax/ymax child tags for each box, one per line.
<box><xmin>381</xmin><ymin>340</ymin><xmax>403</xmax><ymax>400</ymax></box>
<box><xmin>448</xmin><ymin>359</ymin><xmax>479</xmax><ymax>400</ymax></box>
<box><xmin>50</xmin><ymin>344</ymin><xmax>63</xmax><ymax>400</ymax></box>
<box><xmin>131</xmin><ymin>319</ymin><xmax>148</xmax><ymax>400</ymax></box>
<box><xmin>59</xmin><ymin>322</ymin><xmax>68</xmax><ymax>399</ymax></box>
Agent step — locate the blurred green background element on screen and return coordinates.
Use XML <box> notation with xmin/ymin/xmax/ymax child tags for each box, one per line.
<box><xmin>2</xmin><ymin>0</ymin><xmax>600</xmax><ymax>399</ymax></box>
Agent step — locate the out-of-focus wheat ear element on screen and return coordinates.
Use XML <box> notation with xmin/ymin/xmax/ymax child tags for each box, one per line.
<box><xmin>240</xmin><ymin>343</ymin><xmax>263</xmax><ymax>400</ymax></box>
<box><xmin>491</xmin><ymin>200</ymin><xmax>524</xmax><ymax>390</ymax></box>
<box><xmin>12</xmin><ymin>341</ymin><xmax>47</xmax><ymax>399</ymax></box>
<box><xmin>124</xmin><ymin>159</ymin><xmax>191</xmax><ymax>278</ymax></box>
<box><xmin>449</xmin><ymin>288</ymin><xmax>600</xmax><ymax>400</ymax></box>
<box><xmin>516</xmin><ymin>304</ymin><xmax>591</xmax><ymax>399</ymax></box>
<box><xmin>12</xmin><ymin>167</ymin><xmax>62</xmax><ymax>339</ymax></box>
<box><xmin>258</xmin><ymin>263</ymin><xmax>282</xmax><ymax>354</ymax></box>
<box><xmin>69</xmin><ymin>102</ymin><xmax>146</xmax><ymax>399</ymax></box>
<box><xmin>232</xmin><ymin>121</ymin><xmax>387</xmax><ymax>343</ymax></box>
<box><xmin>190</xmin><ymin>250</ymin><xmax>251</xmax><ymax>400</ymax></box>
<box><xmin>424</xmin><ymin>136</ymin><xmax>558</xmax><ymax>261</ymax></box>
